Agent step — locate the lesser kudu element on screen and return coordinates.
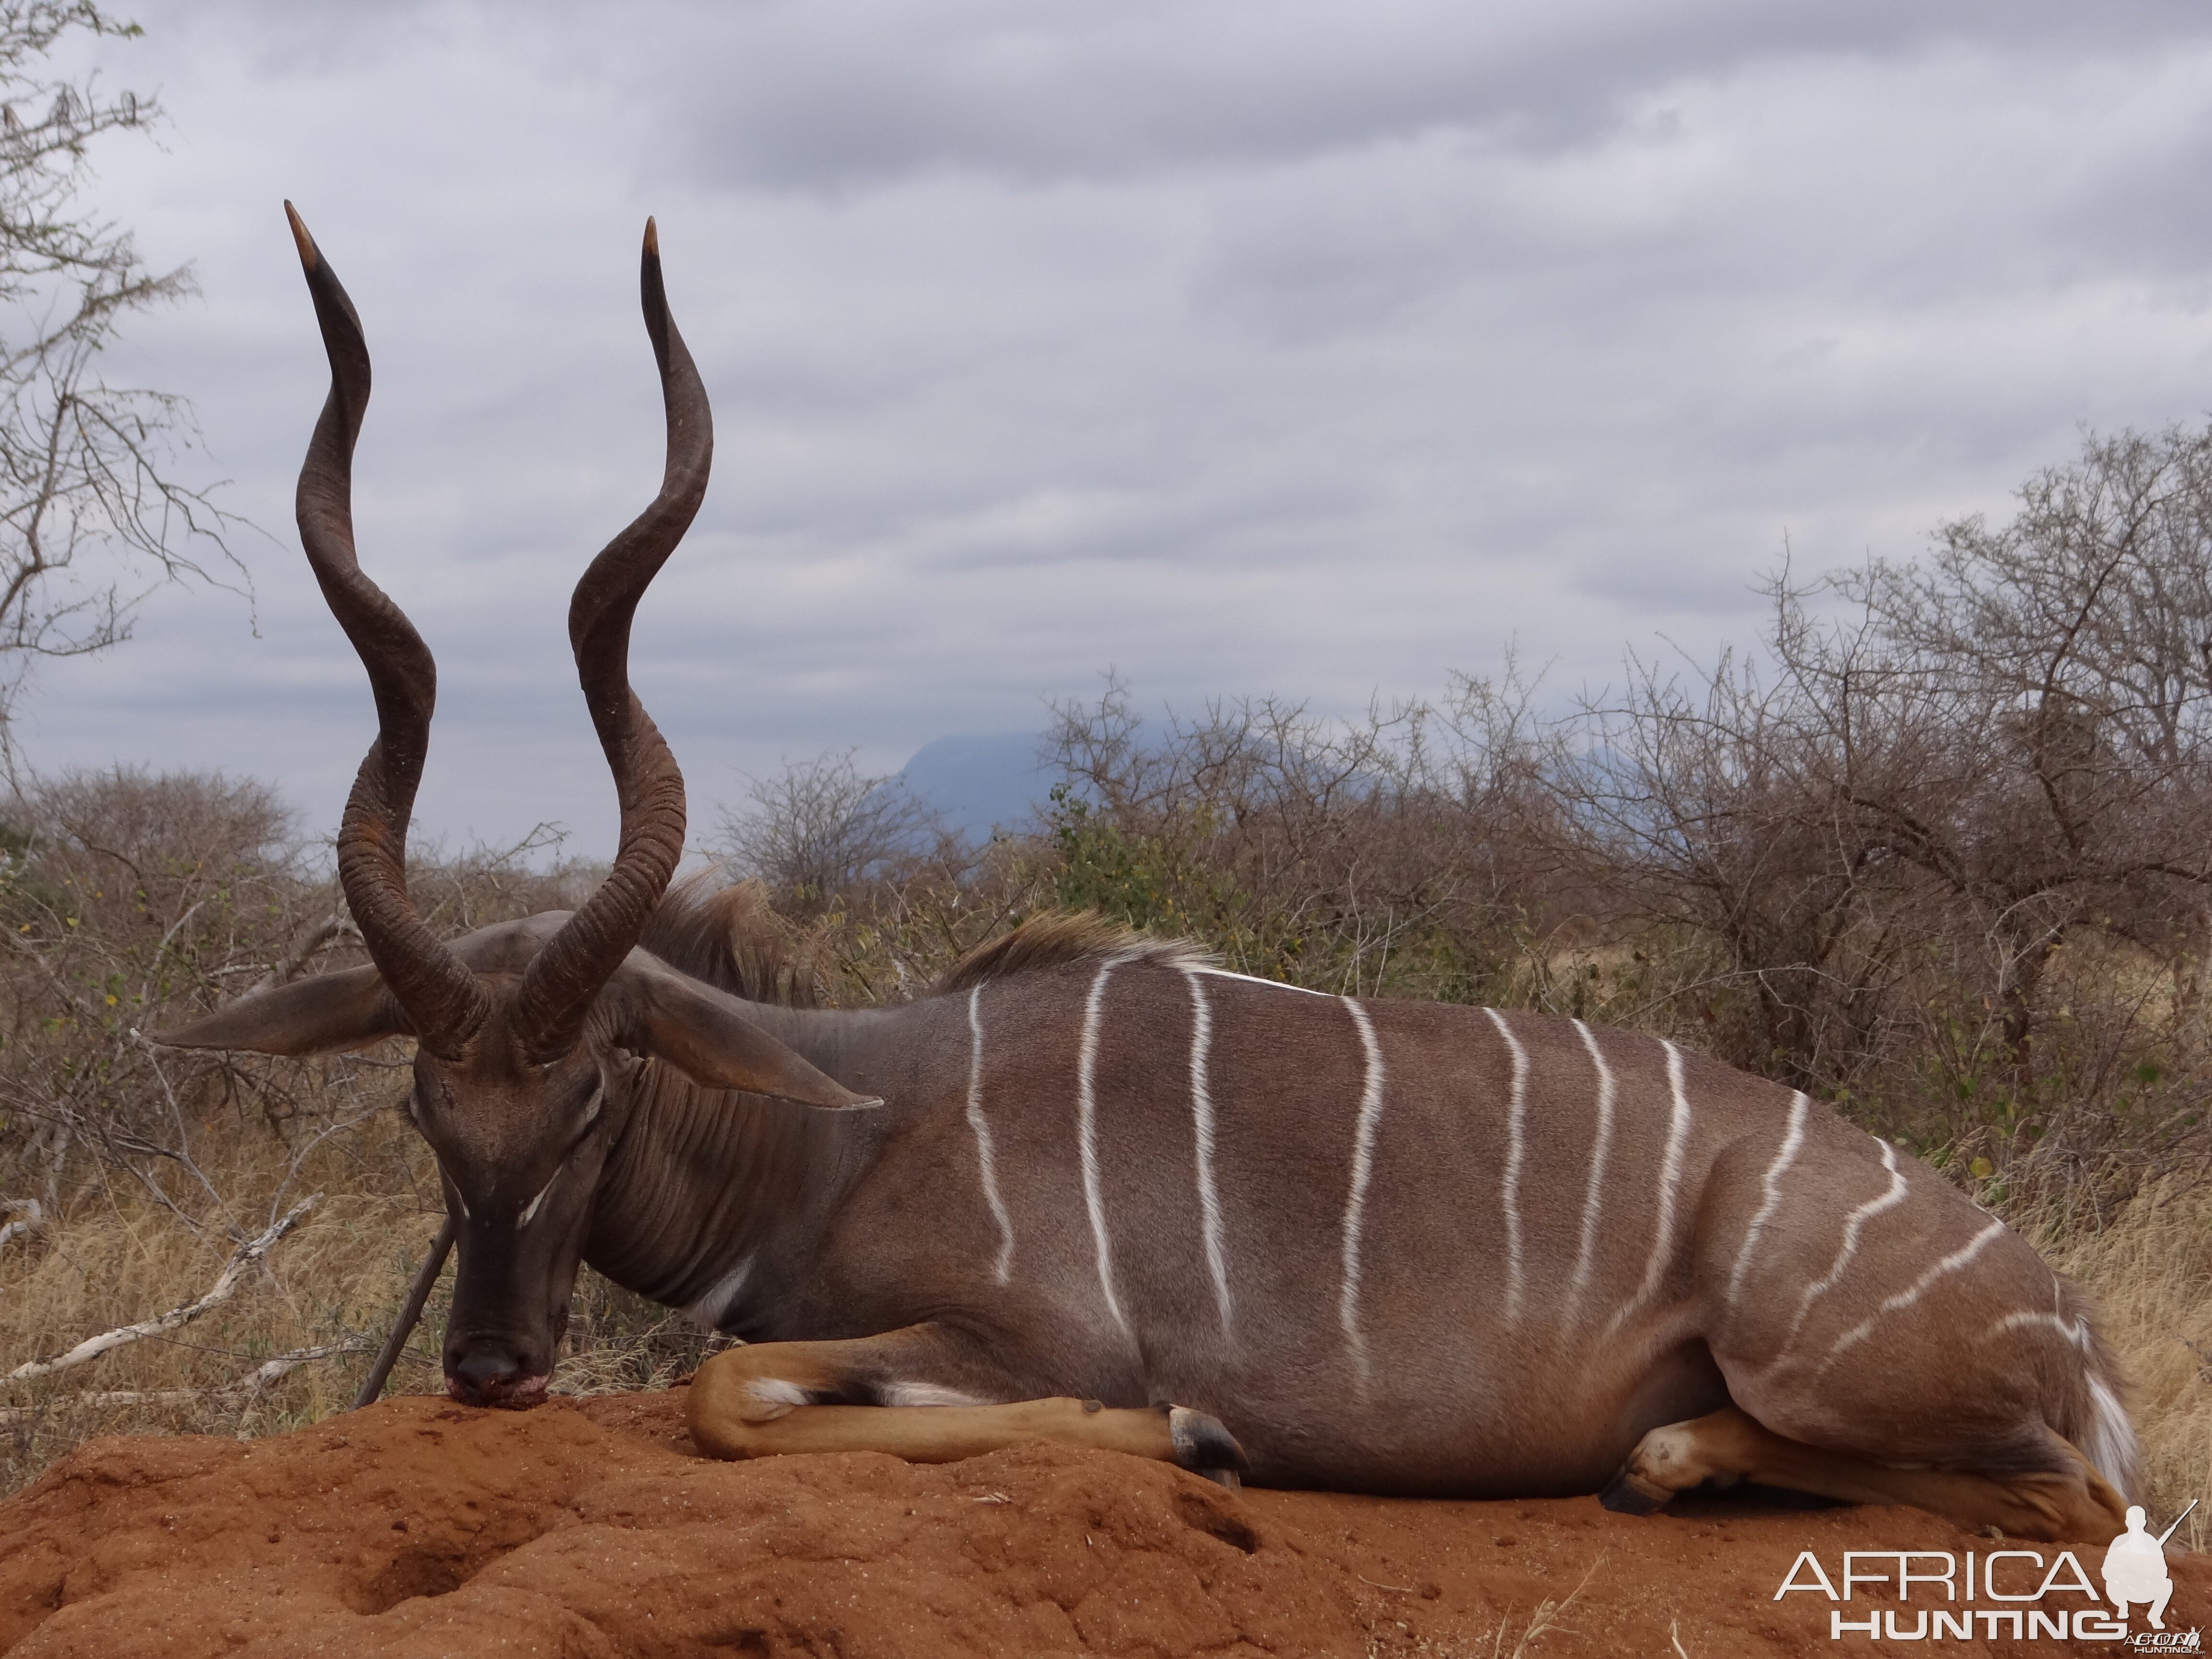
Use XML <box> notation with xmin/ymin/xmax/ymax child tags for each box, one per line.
<box><xmin>160</xmin><ymin>208</ymin><xmax>2137</xmax><ymax>1541</ymax></box>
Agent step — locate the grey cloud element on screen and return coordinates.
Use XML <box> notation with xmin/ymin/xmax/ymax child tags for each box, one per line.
<box><xmin>602</xmin><ymin>0</ymin><xmax>2212</xmax><ymax>190</ymax></box>
<box><xmin>16</xmin><ymin>0</ymin><xmax>2212</xmax><ymax>854</ymax></box>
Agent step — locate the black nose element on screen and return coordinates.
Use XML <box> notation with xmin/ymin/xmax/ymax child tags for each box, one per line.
<box><xmin>446</xmin><ymin>1341</ymin><xmax>526</xmax><ymax>1405</ymax></box>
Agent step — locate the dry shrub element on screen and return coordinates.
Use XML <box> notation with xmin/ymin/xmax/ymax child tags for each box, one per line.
<box><xmin>1039</xmin><ymin>672</ymin><xmax>1554</xmax><ymax>1003</ymax></box>
<box><xmin>1547</xmin><ymin>427</ymin><xmax>2212</xmax><ymax>1198</ymax></box>
<box><xmin>714</xmin><ymin>759</ymin><xmax>1053</xmax><ymax>1003</ymax></box>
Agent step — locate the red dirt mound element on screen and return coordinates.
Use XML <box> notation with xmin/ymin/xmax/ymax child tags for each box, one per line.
<box><xmin>0</xmin><ymin>1390</ymin><xmax>2200</xmax><ymax>1657</ymax></box>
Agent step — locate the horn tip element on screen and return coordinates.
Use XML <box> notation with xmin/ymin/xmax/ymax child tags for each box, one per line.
<box><xmin>284</xmin><ymin>200</ymin><xmax>318</xmax><ymax>272</ymax></box>
<box><xmin>642</xmin><ymin>216</ymin><xmax>659</xmax><ymax>258</ymax></box>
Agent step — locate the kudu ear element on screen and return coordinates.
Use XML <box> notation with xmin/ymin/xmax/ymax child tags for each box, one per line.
<box><xmin>613</xmin><ymin>967</ymin><xmax>880</xmax><ymax>1110</ymax></box>
<box><xmin>154</xmin><ymin>966</ymin><xmax>407</xmax><ymax>1057</ymax></box>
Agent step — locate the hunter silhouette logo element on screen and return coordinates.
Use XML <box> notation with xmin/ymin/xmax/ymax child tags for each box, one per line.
<box><xmin>2106</xmin><ymin>1501</ymin><xmax>2195</xmax><ymax>1633</ymax></box>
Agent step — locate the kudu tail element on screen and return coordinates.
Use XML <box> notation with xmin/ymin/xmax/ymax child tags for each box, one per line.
<box><xmin>2053</xmin><ymin>1278</ymin><xmax>2140</xmax><ymax>1503</ymax></box>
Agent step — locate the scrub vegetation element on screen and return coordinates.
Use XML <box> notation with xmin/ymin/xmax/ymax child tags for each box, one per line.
<box><xmin>2</xmin><ymin>424</ymin><xmax>2208</xmax><ymax>1542</ymax></box>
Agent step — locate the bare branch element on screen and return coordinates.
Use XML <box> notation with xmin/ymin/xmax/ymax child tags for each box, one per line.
<box><xmin>5</xmin><ymin>1195</ymin><xmax>317</xmax><ymax>1382</ymax></box>
<box><xmin>0</xmin><ymin>1341</ymin><xmax>371</xmax><ymax>1421</ymax></box>
<box><xmin>0</xmin><ymin>4</ymin><xmax>252</xmax><ymax>733</ymax></box>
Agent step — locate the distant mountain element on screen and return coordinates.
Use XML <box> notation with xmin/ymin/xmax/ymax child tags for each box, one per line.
<box><xmin>894</xmin><ymin>732</ymin><xmax>1054</xmax><ymax>842</ymax></box>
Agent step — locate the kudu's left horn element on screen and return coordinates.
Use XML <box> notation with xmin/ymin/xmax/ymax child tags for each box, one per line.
<box><xmin>286</xmin><ymin>202</ymin><xmax>488</xmax><ymax>1059</ymax></box>
<box><xmin>512</xmin><ymin>217</ymin><xmax>709</xmax><ymax>1060</ymax></box>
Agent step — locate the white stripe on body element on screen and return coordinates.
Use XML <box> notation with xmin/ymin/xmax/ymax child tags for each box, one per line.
<box><xmin>1607</xmin><ymin>1039</ymin><xmax>1694</xmax><ymax>1336</ymax></box>
<box><xmin>1077</xmin><ymin>958</ymin><xmax>1136</xmax><ymax>1339</ymax></box>
<box><xmin>1817</xmin><ymin>1216</ymin><xmax>2007</xmax><ymax>1372</ymax></box>
<box><xmin>1724</xmin><ymin>1092</ymin><xmax>1808</xmax><ymax>1308</ymax></box>
<box><xmin>1564</xmin><ymin>1019</ymin><xmax>1616</xmax><ymax>1322</ymax></box>
<box><xmin>964</xmin><ymin>986</ymin><xmax>1017</xmax><ymax>1284</ymax></box>
<box><xmin>1988</xmin><ymin>1309</ymin><xmax>2092</xmax><ymax>1351</ymax></box>
<box><xmin>1190</xmin><ymin>966</ymin><xmax>1337</xmax><ymax>998</ymax></box>
<box><xmin>1180</xmin><ymin>967</ymin><xmax>1235</xmax><ymax>1335</ymax></box>
<box><xmin>1776</xmin><ymin>1139</ymin><xmax>1908</xmax><ymax>1356</ymax></box>
<box><xmin>1338</xmin><ymin>997</ymin><xmax>1387</xmax><ymax>1384</ymax></box>
<box><xmin>1482</xmin><ymin>1007</ymin><xmax>1528</xmax><ymax>1321</ymax></box>
<box><xmin>1989</xmin><ymin>1281</ymin><xmax>2092</xmax><ymax>1355</ymax></box>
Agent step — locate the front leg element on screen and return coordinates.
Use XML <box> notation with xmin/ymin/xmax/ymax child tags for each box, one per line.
<box><xmin>685</xmin><ymin>1322</ymin><xmax>1247</xmax><ymax>1486</ymax></box>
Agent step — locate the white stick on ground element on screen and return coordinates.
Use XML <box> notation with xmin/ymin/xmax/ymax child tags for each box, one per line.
<box><xmin>4</xmin><ymin>1196</ymin><xmax>319</xmax><ymax>1383</ymax></box>
<box><xmin>0</xmin><ymin>1341</ymin><xmax>366</xmax><ymax>1421</ymax></box>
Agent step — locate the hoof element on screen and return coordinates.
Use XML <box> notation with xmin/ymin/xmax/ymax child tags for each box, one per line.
<box><xmin>1167</xmin><ymin>1406</ymin><xmax>1250</xmax><ymax>1474</ymax></box>
<box><xmin>1196</xmin><ymin>1466</ymin><xmax>1243</xmax><ymax>1491</ymax></box>
<box><xmin>1599</xmin><ymin>1469</ymin><xmax>1672</xmax><ymax>1516</ymax></box>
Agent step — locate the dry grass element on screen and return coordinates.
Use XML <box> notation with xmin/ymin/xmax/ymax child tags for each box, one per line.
<box><xmin>1</xmin><ymin>1113</ymin><xmax>433</xmax><ymax>1494</ymax></box>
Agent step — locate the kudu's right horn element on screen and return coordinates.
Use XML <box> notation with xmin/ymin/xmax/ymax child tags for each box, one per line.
<box><xmin>512</xmin><ymin>217</ymin><xmax>709</xmax><ymax>1061</ymax></box>
<box><xmin>287</xmin><ymin>202</ymin><xmax>488</xmax><ymax>1059</ymax></box>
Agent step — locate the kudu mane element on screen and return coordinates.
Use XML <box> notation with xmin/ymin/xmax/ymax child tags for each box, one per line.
<box><xmin>637</xmin><ymin>885</ymin><xmax>1206</xmax><ymax>1010</ymax></box>
<box><xmin>934</xmin><ymin>913</ymin><xmax>1209</xmax><ymax>994</ymax></box>
<box><xmin>638</xmin><ymin>873</ymin><xmax>821</xmax><ymax>1008</ymax></box>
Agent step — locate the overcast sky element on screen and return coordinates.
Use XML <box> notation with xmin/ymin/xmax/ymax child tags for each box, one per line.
<box><xmin>14</xmin><ymin>0</ymin><xmax>2212</xmax><ymax>856</ymax></box>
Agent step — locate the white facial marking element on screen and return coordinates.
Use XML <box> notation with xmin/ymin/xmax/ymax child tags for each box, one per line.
<box><xmin>1190</xmin><ymin>966</ymin><xmax>1336</xmax><ymax>998</ymax></box>
<box><xmin>881</xmin><ymin>1381</ymin><xmax>988</xmax><ymax>1408</ymax></box>
<box><xmin>1607</xmin><ymin>1038</ymin><xmax>1694</xmax><ymax>1335</ymax></box>
<box><xmin>516</xmin><ymin>1167</ymin><xmax>560</xmax><ymax>1230</ymax></box>
<box><xmin>1482</xmin><ymin>1007</ymin><xmax>1528</xmax><ymax>1321</ymax></box>
<box><xmin>1817</xmin><ymin>1217</ymin><xmax>2008</xmax><ymax>1370</ymax></box>
<box><xmin>1564</xmin><ymin>1019</ymin><xmax>1615</xmax><ymax>1321</ymax></box>
<box><xmin>964</xmin><ymin>986</ymin><xmax>1016</xmax><ymax>1284</ymax></box>
<box><xmin>1725</xmin><ymin>1092</ymin><xmax>1808</xmax><ymax>1309</ymax></box>
<box><xmin>1338</xmin><ymin>996</ymin><xmax>1386</xmax><ymax>1384</ymax></box>
<box><xmin>1078</xmin><ymin>957</ymin><xmax>1134</xmax><ymax>1339</ymax></box>
<box><xmin>1778</xmin><ymin>1139</ymin><xmax>1908</xmax><ymax>1354</ymax></box>
<box><xmin>680</xmin><ymin>1254</ymin><xmax>755</xmax><ymax>1332</ymax></box>
<box><xmin>1182</xmin><ymin>967</ymin><xmax>1235</xmax><ymax>1336</ymax></box>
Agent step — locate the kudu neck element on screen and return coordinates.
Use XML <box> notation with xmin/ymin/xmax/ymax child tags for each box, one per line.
<box><xmin>584</xmin><ymin>1003</ymin><xmax>896</xmax><ymax>1334</ymax></box>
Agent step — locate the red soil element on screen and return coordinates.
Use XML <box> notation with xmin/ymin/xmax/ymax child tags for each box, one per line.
<box><xmin>0</xmin><ymin>1389</ymin><xmax>2201</xmax><ymax>1657</ymax></box>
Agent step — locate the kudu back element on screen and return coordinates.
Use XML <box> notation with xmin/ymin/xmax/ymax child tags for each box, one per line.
<box><xmin>161</xmin><ymin>209</ymin><xmax>2135</xmax><ymax>1541</ymax></box>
